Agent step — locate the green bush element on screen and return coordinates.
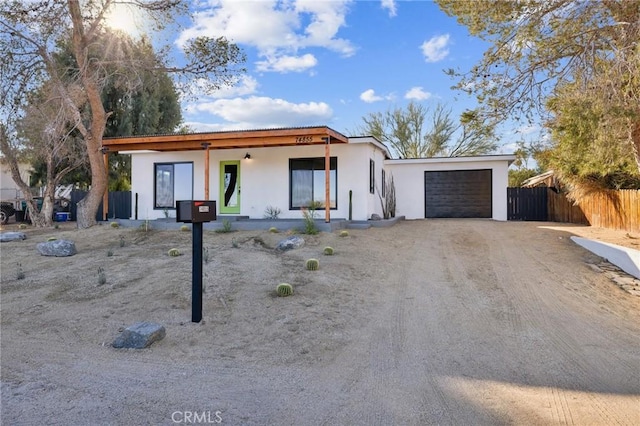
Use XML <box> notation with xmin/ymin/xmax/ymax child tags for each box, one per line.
<box><xmin>305</xmin><ymin>258</ymin><xmax>319</xmax><ymax>271</ymax></box>
<box><xmin>276</xmin><ymin>283</ymin><xmax>293</xmax><ymax>297</ymax></box>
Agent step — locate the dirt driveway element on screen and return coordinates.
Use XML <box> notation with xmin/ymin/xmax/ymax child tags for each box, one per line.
<box><xmin>1</xmin><ymin>219</ymin><xmax>639</xmax><ymax>425</ymax></box>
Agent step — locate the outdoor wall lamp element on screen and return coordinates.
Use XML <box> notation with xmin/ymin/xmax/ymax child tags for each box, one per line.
<box><xmin>244</xmin><ymin>152</ymin><xmax>251</xmax><ymax>159</ymax></box>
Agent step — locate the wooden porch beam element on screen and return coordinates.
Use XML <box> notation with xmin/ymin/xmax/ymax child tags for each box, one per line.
<box><xmin>203</xmin><ymin>143</ymin><xmax>210</xmax><ymax>199</ymax></box>
<box><xmin>324</xmin><ymin>137</ymin><xmax>330</xmax><ymax>223</ymax></box>
<box><xmin>102</xmin><ymin>151</ymin><xmax>109</xmax><ymax>221</ymax></box>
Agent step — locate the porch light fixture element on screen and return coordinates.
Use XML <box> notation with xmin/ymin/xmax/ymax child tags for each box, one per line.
<box><xmin>244</xmin><ymin>152</ymin><xmax>251</xmax><ymax>160</ymax></box>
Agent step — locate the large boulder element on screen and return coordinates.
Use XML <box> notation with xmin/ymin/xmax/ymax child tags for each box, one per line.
<box><xmin>0</xmin><ymin>232</ymin><xmax>27</xmax><ymax>242</ymax></box>
<box><xmin>36</xmin><ymin>239</ymin><xmax>77</xmax><ymax>257</ymax></box>
<box><xmin>113</xmin><ymin>322</ymin><xmax>166</xmax><ymax>349</ymax></box>
<box><xmin>275</xmin><ymin>235</ymin><xmax>305</xmax><ymax>251</ymax></box>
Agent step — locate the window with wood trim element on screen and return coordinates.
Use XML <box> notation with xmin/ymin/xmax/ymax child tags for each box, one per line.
<box><xmin>289</xmin><ymin>157</ymin><xmax>337</xmax><ymax>209</ymax></box>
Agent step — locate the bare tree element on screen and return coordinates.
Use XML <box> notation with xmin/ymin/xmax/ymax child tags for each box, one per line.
<box><xmin>0</xmin><ymin>0</ymin><xmax>245</xmax><ymax>228</ymax></box>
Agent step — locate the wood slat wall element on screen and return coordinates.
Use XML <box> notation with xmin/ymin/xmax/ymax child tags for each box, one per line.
<box><xmin>548</xmin><ymin>189</ymin><xmax>639</xmax><ymax>233</ymax></box>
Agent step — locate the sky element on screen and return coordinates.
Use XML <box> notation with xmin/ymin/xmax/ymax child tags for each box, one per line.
<box><xmin>111</xmin><ymin>0</ymin><xmax>535</xmax><ymax>154</ymax></box>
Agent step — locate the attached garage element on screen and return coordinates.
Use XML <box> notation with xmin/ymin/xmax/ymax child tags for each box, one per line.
<box><xmin>424</xmin><ymin>169</ymin><xmax>492</xmax><ymax>218</ymax></box>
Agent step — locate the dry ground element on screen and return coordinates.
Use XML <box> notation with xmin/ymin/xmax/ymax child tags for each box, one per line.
<box><xmin>1</xmin><ymin>219</ymin><xmax>639</xmax><ymax>425</ymax></box>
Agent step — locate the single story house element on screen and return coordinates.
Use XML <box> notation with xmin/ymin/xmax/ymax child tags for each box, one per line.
<box><xmin>102</xmin><ymin>126</ymin><xmax>515</xmax><ymax>222</ymax></box>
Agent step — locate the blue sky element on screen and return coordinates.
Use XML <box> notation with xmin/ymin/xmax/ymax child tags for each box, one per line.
<box><xmin>114</xmin><ymin>0</ymin><xmax>535</xmax><ymax>153</ymax></box>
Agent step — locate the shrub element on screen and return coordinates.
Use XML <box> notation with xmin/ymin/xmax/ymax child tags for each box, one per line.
<box><xmin>301</xmin><ymin>208</ymin><xmax>319</xmax><ymax>235</ymax></box>
<box><xmin>168</xmin><ymin>248</ymin><xmax>181</xmax><ymax>257</ymax></box>
<box><xmin>305</xmin><ymin>258</ymin><xmax>319</xmax><ymax>271</ymax></box>
<box><xmin>110</xmin><ymin>222</ymin><xmax>119</xmax><ymax>228</ymax></box>
<box><xmin>180</xmin><ymin>225</ymin><xmax>190</xmax><ymax>232</ymax></box>
<box><xmin>339</xmin><ymin>230</ymin><xmax>349</xmax><ymax>237</ymax></box>
<box><xmin>264</xmin><ymin>205</ymin><xmax>282</xmax><ymax>219</ymax></box>
<box><xmin>276</xmin><ymin>283</ymin><xmax>293</xmax><ymax>297</ymax></box>
<box><xmin>215</xmin><ymin>219</ymin><xmax>233</xmax><ymax>233</ymax></box>
<box><xmin>107</xmin><ymin>249</ymin><xmax>114</xmax><ymax>257</ymax></box>
<box><xmin>119</xmin><ymin>235</ymin><xmax>125</xmax><ymax>247</ymax></box>
<box><xmin>323</xmin><ymin>246</ymin><xmax>334</xmax><ymax>255</ymax></box>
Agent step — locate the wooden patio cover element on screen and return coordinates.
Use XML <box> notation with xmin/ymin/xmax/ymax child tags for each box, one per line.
<box><xmin>101</xmin><ymin>126</ymin><xmax>349</xmax><ymax>222</ymax></box>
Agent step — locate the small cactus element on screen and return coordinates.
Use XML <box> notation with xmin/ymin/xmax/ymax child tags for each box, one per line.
<box><xmin>18</xmin><ymin>224</ymin><xmax>27</xmax><ymax>230</ymax></box>
<box><xmin>276</xmin><ymin>283</ymin><xmax>294</xmax><ymax>297</ymax></box>
<box><xmin>339</xmin><ymin>230</ymin><xmax>349</xmax><ymax>237</ymax></box>
<box><xmin>269</xmin><ymin>227</ymin><xmax>278</xmax><ymax>233</ymax></box>
<box><xmin>323</xmin><ymin>246</ymin><xmax>334</xmax><ymax>255</ymax></box>
<box><xmin>107</xmin><ymin>249</ymin><xmax>114</xmax><ymax>257</ymax></box>
<box><xmin>168</xmin><ymin>248</ymin><xmax>181</xmax><ymax>257</ymax></box>
<box><xmin>180</xmin><ymin>225</ymin><xmax>190</xmax><ymax>232</ymax></box>
<box><xmin>47</xmin><ymin>237</ymin><xmax>57</xmax><ymax>241</ymax></box>
<box><xmin>110</xmin><ymin>221</ymin><xmax>119</xmax><ymax>228</ymax></box>
<box><xmin>97</xmin><ymin>267</ymin><xmax>106</xmax><ymax>285</ymax></box>
<box><xmin>305</xmin><ymin>258</ymin><xmax>319</xmax><ymax>271</ymax></box>
<box><xmin>119</xmin><ymin>235</ymin><xmax>125</xmax><ymax>247</ymax></box>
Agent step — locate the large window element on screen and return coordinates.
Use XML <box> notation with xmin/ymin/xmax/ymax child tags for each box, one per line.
<box><xmin>154</xmin><ymin>162</ymin><xmax>193</xmax><ymax>209</ymax></box>
<box><xmin>290</xmin><ymin>157</ymin><xmax>337</xmax><ymax>209</ymax></box>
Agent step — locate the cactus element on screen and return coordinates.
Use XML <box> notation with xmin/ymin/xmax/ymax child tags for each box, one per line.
<box><xmin>305</xmin><ymin>258</ymin><xmax>319</xmax><ymax>271</ymax></box>
<box><xmin>18</xmin><ymin>224</ymin><xmax>27</xmax><ymax>230</ymax></box>
<box><xmin>47</xmin><ymin>237</ymin><xmax>57</xmax><ymax>241</ymax></box>
<box><xmin>276</xmin><ymin>283</ymin><xmax>293</xmax><ymax>297</ymax></box>
<box><xmin>97</xmin><ymin>267</ymin><xmax>106</xmax><ymax>285</ymax></box>
<box><xmin>323</xmin><ymin>246</ymin><xmax>334</xmax><ymax>255</ymax></box>
<box><xmin>16</xmin><ymin>262</ymin><xmax>25</xmax><ymax>280</ymax></box>
<box><xmin>180</xmin><ymin>225</ymin><xmax>190</xmax><ymax>232</ymax></box>
<box><xmin>119</xmin><ymin>235</ymin><xmax>125</xmax><ymax>247</ymax></box>
<box><xmin>107</xmin><ymin>249</ymin><xmax>114</xmax><ymax>257</ymax></box>
<box><xmin>269</xmin><ymin>227</ymin><xmax>278</xmax><ymax>233</ymax></box>
<box><xmin>110</xmin><ymin>221</ymin><xmax>119</xmax><ymax>228</ymax></box>
<box><xmin>168</xmin><ymin>248</ymin><xmax>181</xmax><ymax>257</ymax></box>
<box><xmin>339</xmin><ymin>230</ymin><xmax>349</xmax><ymax>237</ymax></box>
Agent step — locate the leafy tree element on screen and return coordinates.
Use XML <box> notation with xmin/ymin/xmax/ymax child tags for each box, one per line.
<box><xmin>508</xmin><ymin>141</ymin><xmax>543</xmax><ymax>187</ymax></box>
<box><xmin>357</xmin><ymin>101</ymin><xmax>497</xmax><ymax>158</ymax></box>
<box><xmin>1</xmin><ymin>0</ymin><xmax>245</xmax><ymax>228</ymax></box>
<box><xmin>437</xmin><ymin>0</ymin><xmax>640</xmax><ymax>188</ymax></box>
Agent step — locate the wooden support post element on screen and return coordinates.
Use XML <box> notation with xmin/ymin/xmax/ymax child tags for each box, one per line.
<box><xmin>203</xmin><ymin>143</ymin><xmax>210</xmax><ymax>200</ymax></box>
<box><xmin>102</xmin><ymin>151</ymin><xmax>109</xmax><ymax>221</ymax></box>
<box><xmin>324</xmin><ymin>137</ymin><xmax>330</xmax><ymax>223</ymax></box>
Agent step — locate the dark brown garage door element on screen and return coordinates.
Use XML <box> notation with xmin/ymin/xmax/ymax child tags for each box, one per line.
<box><xmin>424</xmin><ymin>169</ymin><xmax>492</xmax><ymax>218</ymax></box>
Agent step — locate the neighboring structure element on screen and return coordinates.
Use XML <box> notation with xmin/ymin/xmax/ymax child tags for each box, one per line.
<box><xmin>103</xmin><ymin>126</ymin><xmax>515</xmax><ymax>222</ymax></box>
<box><xmin>0</xmin><ymin>161</ymin><xmax>31</xmax><ymax>200</ymax></box>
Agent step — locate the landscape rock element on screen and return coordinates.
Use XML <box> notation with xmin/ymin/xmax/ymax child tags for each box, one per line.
<box><xmin>36</xmin><ymin>239</ymin><xmax>77</xmax><ymax>257</ymax></box>
<box><xmin>370</xmin><ymin>213</ymin><xmax>382</xmax><ymax>221</ymax></box>
<box><xmin>112</xmin><ymin>322</ymin><xmax>166</xmax><ymax>349</ymax></box>
<box><xmin>0</xmin><ymin>232</ymin><xmax>27</xmax><ymax>242</ymax></box>
<box><xmin>275</xmin><ymin>235</ymin><xmax>305</xmax><ymax>251</ymax></box>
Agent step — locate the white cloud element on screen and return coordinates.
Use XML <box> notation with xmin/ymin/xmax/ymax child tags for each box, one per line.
<box><xmin>256</xmin><ymin>53</ymin><xmax>318</xmax><ymax>73</ymax></box>
<box><xmin>182</xmin><ymin>75</ymin><xmax>259</xmax><ymax>101</ymax></box>
<box><xmin>360</xmin><ymin>89</ymin><xmax>382</xmax><ymax>103</ymax></box>
<box><xmin>190</xmin><ymin>96</ymin><xmax>333</xmax><ymax>127</ymax></box>
<box><xmin>177</xmin><ymin>0</ymin><xmax>355</xmax><ymax>73</ymax></box>
<box><xmin>420</xmin><ymin>34</ymin><xmax>450</xmax><ymax>63</ymax></box>
<box><xmin>404</xmin><ymin>86</ymin><xmax>432</xmax><ymax>100</ymax></box>
<box><xmin>381</xmin><ymin>0</ymin><xmax>397</xmax><ymax>17</ymax></box>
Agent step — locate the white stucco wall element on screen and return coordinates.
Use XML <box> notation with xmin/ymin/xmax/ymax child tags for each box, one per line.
<box><xmin>1</xmin><ymin>162</ymin><xmax>32</xmax><ymax>199</ymax></box>
<box><xmin>129</xmin><ymin>141</ymin><xmax>390</xmax><ymax>221</ymax></box>
<box><xmin>385</xmin><ymin>155</ymin><xmax>514</xmax><ymax>221</ymax></box>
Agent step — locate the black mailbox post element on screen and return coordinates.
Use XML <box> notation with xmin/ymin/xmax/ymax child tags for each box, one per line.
<box><xmin>176</xmin><ymin>200</ymin><xmax>216</xmax><ymax>322</ymax></box>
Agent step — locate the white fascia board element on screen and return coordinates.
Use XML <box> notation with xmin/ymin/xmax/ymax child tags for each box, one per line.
<box><xmin>384</xmin><ymin>154</ymin><xmax>516</xmax><ymax>165</ymax></box>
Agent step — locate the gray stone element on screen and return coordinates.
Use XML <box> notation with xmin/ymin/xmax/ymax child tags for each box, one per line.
<box><xmin>112</xmin><ymin>322</ymin><xmax>166</xmax><ymax>349</ymax></box>
<box><xmin>36</xmin><ymin>239</ymin><xmax>76</xmax><ymax>257</ymax></box>
<box><xmin>586</xmin><ymin>263</ymin><xmax>603</xmax><ymax>273</ymax></box>
<box><xmin>0</xmin><ymin>232</ymin><xmax>27</xmax><ymax>242</ymax></box>
<box><xmin>370</xmin><ymin>213</ymin><xmax>382</xmax><ymax>221</ymax></box>
<box><xmin>275</xmin><ymin>235</ymin><xmax>305</xmax><ymax>251</ymax></box>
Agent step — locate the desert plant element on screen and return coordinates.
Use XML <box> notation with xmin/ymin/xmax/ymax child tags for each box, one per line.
<box><xmin>305</xmin><ymin>258</ymin><xmax>319</xmax><ymax>271</ymax></box>
<box><xmin>231</xmin><ymin>238</ymin><xmax>239</xmax><ymax>248</ymax></box>
<box><xmin>180</xmin><ymin>225</ymin><xmax>190</xmax><ymax>232</ymax></box>
<box><xmin>264</xmin><ymin>205</ymin><xmax>282</xmax><ymax>219</ymax></box>
<box><xmin>339</xmin><ymin>230</ymin><xmax>349</xmax><ymax>237</ymax></box>
<box><xmin>16</xmin><ymin>262</ymin><xmax>25</xmax><ymax>280</ymax></box>
<box><xmin>139</xmin><ymin>220</ymin><xmax>151</xmax><ymax>232</ymax></box>
<box><xmin>47</xmin><ymin>237</ymin><xmax>57</xmax><ymax>241</ymax></box>
<box><xmin>97</xmin><ymin>267</ymin><xmax>106</xmax><ymax>285</ymax></box>
<box><xmin>377</xmin><ymin>172</ymin><xmax>396</xmax><ymax>219</ymax></box>
<box><xmin>168</xmin><ymin>248</ymin><xmax>181</xmax><ymax>257</ymax></box>
<box><xmin>323</xmin><ymin>246</ymin><xmax>334</xmax><ymax>255</ymax></box>
<box><xmin>203</xmin><ymin>247</ymin><xmax>210</xmax><ymax>264</ymax></box>
<box><xmin>107</xmin><ymin>249</ymin><xmax>114</xmax><ymax>257</ymax></box>
<box><xmin>54</xmin><ymin>224</ymin><xmax>59</xmax><ymax>229</ymax></box>
<box><xmin>301</xmin><ymin>208</ymin><xmax>319</xmax><ymax>235</ymax></box>
<box><xmin>215</xmin><ymin>219</ymin><xmax>233</xmax><ymax>233</ymax></box>
<box><xmin>119</xmin><ymin>235</ymin><xmax>125</xmax><ymax>247</ymax></box>
<box><xmin>110</xmin><ymin>221</ymin><xmax>119</xmax><ymax>228</ymax></box>
<box><xmin>269</xmin><ymin>226</ymin><xmax>278</xmax><ymax>233</ymax></box>
<box><xmin>18</xmin><ymin>224</ymin><xmax>27</xmax><ymax>230</ymax></box>
<box><xmin>276</xmin><ymin>283</ymin><xmax>294</xmax><ymax>297</ymax></box>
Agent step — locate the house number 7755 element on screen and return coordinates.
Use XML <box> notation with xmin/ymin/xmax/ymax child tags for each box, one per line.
<box><xmin>295</xmin><ymin>136</ymin><xmax>313</xmax><ymax>144</ymax></box>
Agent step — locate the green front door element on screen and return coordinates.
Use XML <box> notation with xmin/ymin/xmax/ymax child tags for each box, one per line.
<box><xmin>219</xmin><ymin>161</ymin><xmax>241</xmax><ymax>214</ymax></box>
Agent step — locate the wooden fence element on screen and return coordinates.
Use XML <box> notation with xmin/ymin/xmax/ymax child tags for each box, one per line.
<box><xmin>556</xmin><ymin>189</ymin><xmax>640</xmax><ymax>233</ymax></box>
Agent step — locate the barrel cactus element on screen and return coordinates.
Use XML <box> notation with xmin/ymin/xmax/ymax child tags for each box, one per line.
<box><xmin>47</xmin><ymin>237</ymin><xmax>57</xmax><ymax>241</ymax></box>
<box><xmin>305</xmin><ymin>258</ymin><xmax>319</xmax><ymax>271</ymax></box>
<box><xmin>323</xmin><ymin>246</ymin><xmax>334</xmax><ymax>255</ymax></box>
<box><xmin>168</xmin><ymin>248</ymin><xmax>181</xmax><ymax>257</ymax></box>
<box><xmin>180</xmin><ymin>225</ymin><xmax>190</xmax><ymax>232</ymax></box>
<box><xmin>269</xmin><ymin>227</ymin><xmax>278</xmax><ymax>233</ymax></box>
<box><xmin>339</xmin><ymin>230</ymin><xmax>349</xmax><ymax>237</ymax></box>
<box><xmin>110</xmin><ymin>221</ymin><xmax>119</xmax><ymax>228</ymax></box>
<box><xmin>276</xmin><ymin>283</ymin><xmax>294</xmax><ymax>297</ymax></box>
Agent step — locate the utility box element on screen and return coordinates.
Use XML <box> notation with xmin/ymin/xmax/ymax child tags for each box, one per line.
<box><xmin>176</xmin><ymin>200</ymin><xmax>216</xmax><ymax>223</ymax></box>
